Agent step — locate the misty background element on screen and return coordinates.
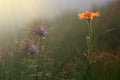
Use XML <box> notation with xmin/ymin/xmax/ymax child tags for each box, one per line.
<box><xmin>0</xmin><ymin>0</ymin><xmax>112</xmax><ymax>36</ymax></box>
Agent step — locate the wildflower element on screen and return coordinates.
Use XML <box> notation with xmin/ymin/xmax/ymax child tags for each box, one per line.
<box><xmin>28</xmin><ymin>43</ymin><xmax>39</xmax><ymax>55</ymax></box>
<box><xmin>33</xmin><ymin>25</ymin><xmax>46</xmax><ymax>39</ymax></box>
<box><xmin>86</xmin><ymin>36</ymin><xmax>90</xmax><ymax>40</ymax></box>
<box><xmin>78</xmin><ymin>11</ymin><xmax>100</xmax><ymax>20</ymax></box>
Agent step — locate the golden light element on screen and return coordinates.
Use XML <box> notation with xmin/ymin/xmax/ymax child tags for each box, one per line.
<box><xmin>0</xmin><ymin>0</ymin><xmax>112</xmax><ymax>37</ymax></box>
<box><xmin>0</xmin><ymin>0</ymin><xmax>45</xmax><ymax>36</ymax></box>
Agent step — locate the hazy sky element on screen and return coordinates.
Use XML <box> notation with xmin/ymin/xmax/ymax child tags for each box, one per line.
<box><xmin>0</xmin><ymin>0</ymin><xmax>112</xmax><ymax>36</ymax></box>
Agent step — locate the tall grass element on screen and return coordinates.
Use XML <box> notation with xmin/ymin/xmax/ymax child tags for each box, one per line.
<box><xmin>0</xmin><ymin>0</ymin><xmax>120</xmax><ymax>80</ymax></box>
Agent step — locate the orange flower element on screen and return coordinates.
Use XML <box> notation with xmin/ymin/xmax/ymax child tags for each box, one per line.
<box><xmin>78</xmin><ymin>11</ymin><xmax>100</xmax><ymax>20</ymax></box>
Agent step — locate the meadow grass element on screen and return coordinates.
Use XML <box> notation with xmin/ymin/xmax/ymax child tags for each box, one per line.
<box><xmin>0</xmin><ymin>0</ymin><xmax>120</xmax><ymax>80</ymax></box>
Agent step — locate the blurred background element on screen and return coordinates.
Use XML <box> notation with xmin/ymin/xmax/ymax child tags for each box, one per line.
<box><xmin>1</xmin><ymin>0</ymin><xmax>119</xmax><ymax>51</ymax></box>
<box><xmin>0</xmin><ymin>0</ymin><xmax>112</xmax><ymax>34</ymax></box>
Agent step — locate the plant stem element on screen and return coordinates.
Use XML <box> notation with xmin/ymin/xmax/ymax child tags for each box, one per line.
<box><xmin>90</xmin><ymin>20</ymin><xmax>93</xmax><ymax>53</ymax></box>
<box><xmin>87</xmin><ymin>19</ymin><xmax>93</xmax><ymax>60</ymax></box>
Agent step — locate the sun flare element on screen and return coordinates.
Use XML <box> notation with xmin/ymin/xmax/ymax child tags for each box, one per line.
<box><xmin>0</xmin><ymin>0</ymin><xmax>44</xmax><ymax>35</ymax></box>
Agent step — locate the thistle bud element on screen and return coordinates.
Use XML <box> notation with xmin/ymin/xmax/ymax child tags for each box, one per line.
<box><xmin>33</xmin><ymin>25</ymin><xmax>46</xmax><ymax>39</ymax></box>
<box><xmin>28</xmin><ymin>43</ymin><xmax>39</xmax><ymax>55</ymax></box>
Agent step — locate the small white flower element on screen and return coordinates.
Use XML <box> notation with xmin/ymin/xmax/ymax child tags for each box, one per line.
<box><xmin>86</xmin><ymin>36</ymin><xmax>90</xmax><ymax>40</ymax></box>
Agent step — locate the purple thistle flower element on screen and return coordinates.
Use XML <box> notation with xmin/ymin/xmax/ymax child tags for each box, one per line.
<box><xmin>28</xmin><ymin>44</ymin><xmax>38</xmax><ymax>55</ymax></box>
<box><xmin>33</xmin><ymin>25</ymin><xmax>46</xmax><ymax>39</ymax></box>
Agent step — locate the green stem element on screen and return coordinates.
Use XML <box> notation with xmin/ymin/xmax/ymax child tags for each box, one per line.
<box><xmin>90</xmin><ymin>20</ymin><xmax>93</xmax><ymax>53</ymax></box>
<box><xmin>87</xmin><ymin>19</ymin><xmax>93</xmax><ymax>60</ymax></box>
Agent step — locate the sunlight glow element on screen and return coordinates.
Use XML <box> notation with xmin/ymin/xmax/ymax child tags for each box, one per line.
<box><xmin>0</xmin><ymin>0</ymin><xmax>112</xmax><ymax>37</ymax></box>
<box><xmin>0</xmin><ymin>0</ymin><xmax>43</xmax><ymax>36</ymax></box>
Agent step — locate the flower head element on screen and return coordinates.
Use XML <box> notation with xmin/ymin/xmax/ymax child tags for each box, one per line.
<box><xmin>33</xmin><ymin>25</ymin><xmax>46</xmax><ymax>39</ymax></box>
<box><xmin>28</xmin><ymin>43</ymin><xmax>39</xmax><ymax>55</ymax></box>
<box><xmin>78</xmin><ymin>11</ymin><xmax>100</xmax><ymax>20</ymax></box>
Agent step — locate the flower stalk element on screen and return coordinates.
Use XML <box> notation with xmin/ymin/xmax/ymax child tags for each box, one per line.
<box><xmin>78</xmin><ymin>10</ymin><xmax>100</xmax><ymax>61</ymax></box>
<box><xmin>86</xmin><ymin>19</ymin><xmax>93</xmax><ymax>60</ymax></box>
